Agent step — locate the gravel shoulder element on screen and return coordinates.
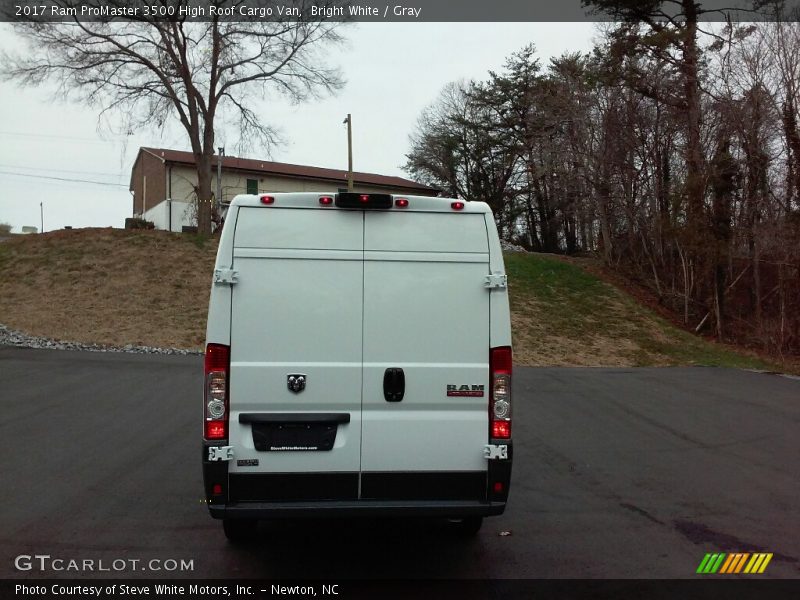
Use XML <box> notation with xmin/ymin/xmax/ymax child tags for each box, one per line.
<box><xmin>0</xmin><ymin>323</ymin><xmax>201</xmax><ymax>355</ymax></box>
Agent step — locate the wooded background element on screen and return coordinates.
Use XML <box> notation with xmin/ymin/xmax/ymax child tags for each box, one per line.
<box><xmin>404</xmin><ymin>6</ymin><xmax>800</xmax><ymax>358</ymax></box>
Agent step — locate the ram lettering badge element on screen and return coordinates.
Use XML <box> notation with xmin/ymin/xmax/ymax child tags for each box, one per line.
<box><xmin>447</xmin><ymin>384</ymin><xmax>485</xmax><ymax>397</ymax></box>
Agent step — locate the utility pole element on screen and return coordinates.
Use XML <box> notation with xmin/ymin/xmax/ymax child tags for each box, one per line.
<box><xmin>343</xmin><ymin>114</ymin><xmax>353</xmax><ymax>191</ymax></box>
<box><xmin>40</xmin><ymin>202</ymin><xmax>43</xmax><ymax>233</ymax></box>
<box><xmin>216</xmin><ymin>147</ymin><xmax>224</xmax><ymax>209</ymax></box>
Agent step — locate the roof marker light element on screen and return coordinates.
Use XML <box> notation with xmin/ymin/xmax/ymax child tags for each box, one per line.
<box><xmin>395</xmin><ymin>198</ymin><xmax>409</xmax><ymax>208</ymax></box>
<box><xmin>359</xmin><ymin>194</ymin><xmax>370</xmax><ymax>203</ymax></box>
<box><xmin>319</xmin><ymin>196</ymin><xmax>334</xmax><ymax>205</ymax></box>
<box><xmin>451</xmin><ymin>201</ymin><xmax>465</xmax><ymax>211</ymax></box>
<box><xmin>260</xmin><ymin>195</ymin><xmax>275</xmax><ymax>205</ymax></box>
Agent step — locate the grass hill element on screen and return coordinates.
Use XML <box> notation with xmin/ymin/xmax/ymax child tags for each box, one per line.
<box><xmin>504</xmin><ymin>253</ymin><xmax>778</xmax><ymax>370</ymax></box>
<box><xmin>0</xmin><ymin>228</ymin><xmax>787</xmax><ymax>371</ymax></box>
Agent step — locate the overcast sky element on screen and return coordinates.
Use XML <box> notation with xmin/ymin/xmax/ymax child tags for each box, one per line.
<box><xmin>0</xmin><ymin>22</ymin><xmax>596</xmax><ymax>232</ymax></box>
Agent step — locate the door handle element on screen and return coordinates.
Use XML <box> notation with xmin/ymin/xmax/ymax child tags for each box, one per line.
<box><xmin>383</xmin><ymin>368</ymin><xmax>405</xmax><ymax>402</ymax></box>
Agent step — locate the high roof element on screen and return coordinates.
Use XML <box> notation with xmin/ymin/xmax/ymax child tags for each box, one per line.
<box><xmin>135</xmin><ymin>147</ymin><xmax>438</xmax><ymax>194</ymax></box>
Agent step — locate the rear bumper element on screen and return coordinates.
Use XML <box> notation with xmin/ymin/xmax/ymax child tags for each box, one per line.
<box><xmin>202</xmin><ymin>440</ymin><xmax>512</xmax><ymax>519</ymax></box>
<box><xmin>208</xmin><ymin>499</ymin><xmax>507</xmax><ymax>519</ymax></box>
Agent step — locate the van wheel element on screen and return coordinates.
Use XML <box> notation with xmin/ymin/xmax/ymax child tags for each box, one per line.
<box><xmin>449</xmin><ymin>517</ymin><xmax>483</xmax><ymax>536</ymax></box>
<box><xmin>223</xmin><ymin>518</ymin><xmax>257</xmax><ymax>542</ymax></box>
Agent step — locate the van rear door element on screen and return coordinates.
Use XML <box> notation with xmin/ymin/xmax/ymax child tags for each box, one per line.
<box><xmin>227</xmin><ymin>207</ymin><xmax>363</xmax><ymax>500</ymax></box>
<box><xmin>360</xmin><ymin>211</ymin><xmax>491</xmax><ymax>501</ymax></box>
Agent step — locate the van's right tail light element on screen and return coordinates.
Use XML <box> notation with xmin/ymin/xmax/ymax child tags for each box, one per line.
<box><xmin>490</xmin><ymin>346</ymin><xmax>512</xmax><ymax>439</ymax></box>
<box><xmin>204</xmin><ymin>344</ymin><xmax>230</xmax><ymax>440</ymax></box>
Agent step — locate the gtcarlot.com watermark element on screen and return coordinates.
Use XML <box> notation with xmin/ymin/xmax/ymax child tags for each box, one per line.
<box><xmin>14</xmin><ymin>554</ymin><xmax>194</xmax><ymax>573</ymax></box>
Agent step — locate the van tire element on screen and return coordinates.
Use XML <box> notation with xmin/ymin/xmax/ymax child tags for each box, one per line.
<box><xmin>450</xmin><ymin>517</ymin><xmax>483</xmax><ymax>536</ymax></box>
<box><xmin>223</xmin><ymin>518</ymin><xmax>257</xmax><ymax>542</ymax></box>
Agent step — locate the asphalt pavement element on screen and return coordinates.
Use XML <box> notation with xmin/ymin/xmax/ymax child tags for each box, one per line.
<box><xmin>1</xmin><ymin>346</ymin><xmax>798</xmax><ymax>579</ymax></box>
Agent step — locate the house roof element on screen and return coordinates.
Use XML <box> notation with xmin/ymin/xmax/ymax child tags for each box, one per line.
<box><xmin>134</xmin><ymin>147</ymin><xmax>438</xmax><ymax>194</ymax></box>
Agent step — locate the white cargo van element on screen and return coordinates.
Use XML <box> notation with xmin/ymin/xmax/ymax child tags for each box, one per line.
<box><xmin>202</xmin><ymin>192</ymin><xmax>512</xmax><ymax>540</ymax></box>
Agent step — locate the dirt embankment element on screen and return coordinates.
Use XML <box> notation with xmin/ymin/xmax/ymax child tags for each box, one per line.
<box><xmin>0</xmin><ymin>228</ymin><xmax>216</xmax><ymax>350</ymax></box>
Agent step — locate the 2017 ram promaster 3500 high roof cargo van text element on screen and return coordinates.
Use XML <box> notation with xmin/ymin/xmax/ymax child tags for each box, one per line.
<box><xmin>202</xmin><ymin>192</ymin><xmax>513</xmax><ymax>541</ymax></box>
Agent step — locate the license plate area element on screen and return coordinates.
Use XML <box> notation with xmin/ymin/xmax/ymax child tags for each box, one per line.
<box><xmin>252</xmin><ymin>422</ymin><xmax>338</xmax><ymax>452</ymax></box>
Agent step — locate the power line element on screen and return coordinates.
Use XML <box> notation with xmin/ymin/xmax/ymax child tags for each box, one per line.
<box><xmin>0</xmin><ymin>162</ymin><xmax>123</xmax><ymax>178</ymax></box>
<box><xmin>0</xmin><ymin>130</ymin><xmax>130</xmax><ymax>144</ymax></box>
<box><xmin>0</xmin><ymin>170</ymin><xmax>128</xmax><ymax>187</ymax></box>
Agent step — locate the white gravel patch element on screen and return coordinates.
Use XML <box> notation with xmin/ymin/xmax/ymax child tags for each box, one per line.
<box><xmin>0</xmin><ymin>323</ymin><xmax>202</xmax><ymax>355</ymax></box>
<box><xmin>500</xmin><ymin>240</ymin><xmax>528</xmax><ymax>252</ymax></box>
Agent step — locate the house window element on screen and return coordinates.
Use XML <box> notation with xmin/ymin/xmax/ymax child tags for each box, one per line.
<box><xmin>246</xmin><ymin>179</ymin><xmax>258</xmax><ymax>194</ymax></box>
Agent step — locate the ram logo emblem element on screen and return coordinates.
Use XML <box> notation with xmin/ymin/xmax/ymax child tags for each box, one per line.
<box><xmin>287</xmin><ymin>374</ymin><xmax>306</xmax><ymax>393</ymax></box>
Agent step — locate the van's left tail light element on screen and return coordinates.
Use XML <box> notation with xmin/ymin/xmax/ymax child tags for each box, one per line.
<box><xmin>490</xmin><ymin>346</ymin><xmax>512</xmax><ymax>439</ymax></box>
<box><xmin>204</xmin><ymin>344</ymin><xmax>230</xmax><ymax>440</ymax></box>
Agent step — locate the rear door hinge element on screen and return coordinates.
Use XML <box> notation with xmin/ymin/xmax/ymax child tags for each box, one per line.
<box><xmin>484</xmin><ymin>273</ymin><xmax>507</xmax><ymax>289</ymax></box>
<box><xmin>484</xmin><ymin>444</ymin><xmax>508</xmax><ymax>460</ymax></box>
<box><xmin>208</xmin><ymin>446</ymin><xmax>234</xmax><ymax>461</ymax></box>
<box><xmin>213</xmin><ymin>268</ymin><xmax>238</xmax><ymax>286</ymax></box>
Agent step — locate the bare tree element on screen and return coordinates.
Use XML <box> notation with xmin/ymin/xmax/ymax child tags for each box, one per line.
<box><xmin>404</xmin><ymin>21</ymin><xmax>799</xmax><ymax>357</ymax></box>
<box><xmin>404</xmin><ymin>81</ymin><xmax>519</xmax><ymax>233</ymax></box>
<box><xmin>583</xmin><ymin>1</ymin><xmax>710</xmax><ymax>243</ymax></box>
<box><xmin>2</xmin><ymin>0</ymin><xmax>346</xmax><ymax>235</ymax></box>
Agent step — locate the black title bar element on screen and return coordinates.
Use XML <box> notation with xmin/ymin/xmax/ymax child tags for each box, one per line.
<box><xmin>4</xmin><ymin>0</ymin><xmax>800</xmax><ymax>23</ymax></box>
<box><xmin>4</xmin><ymin>579</ymin><xmax>800</xmax><ymax>600</ymax></box>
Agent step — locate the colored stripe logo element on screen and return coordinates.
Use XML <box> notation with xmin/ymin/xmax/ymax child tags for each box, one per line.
<box><xmin>696</xmin><ymin>552</ymin><xmax>772</xmax><ymax>574</ymax></box>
